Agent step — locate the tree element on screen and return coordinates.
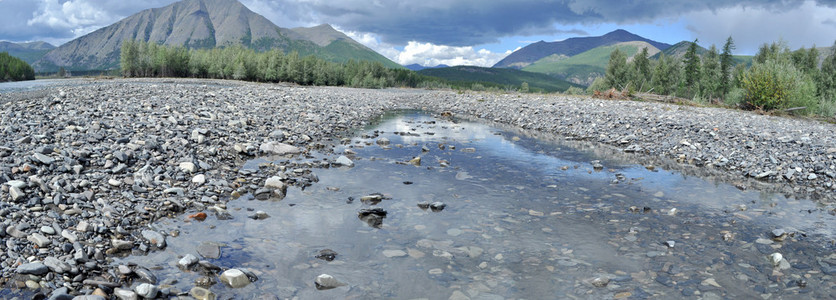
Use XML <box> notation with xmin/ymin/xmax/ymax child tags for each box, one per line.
<box><xmin>720</xmin><ymin>36</ymin><xmax>735</xmax><ymax>95</ymax></box>
<box><xmin>520</xmin><ymin>82</ymin><xmax>529</xmax><ymax>93</ymax></box>
<box><xmin>604</xmin><ymin>48</ymin><xmax>629</xmax><ymax>90</ymax></box>
<box><xmin>57</xmin><ymin>67</ymin><xmax>66</xmax><ymax>78</ymax></box>
<box><xmin>629</xmin><ymin>47</ymin><xmax>651</xmax><ymax>91</ymax></box>
<box><xmin>700</xmin><ymin>45</ymin><xmax>722</xmax><ymax>100</ymax></box>
<box><xmin>683</xmin><ymin>39</ymin><xmax>701</xmax><ymax>96</ymax></box>
<box><xmin>818</xmin><ymin>41</ymin><xmax>836</xmax><ymax>100</ymax></box>
<box><xmin>651</xmin><ymin>53</ymin><xmax>680</xmax><ymax>95</ymax></box>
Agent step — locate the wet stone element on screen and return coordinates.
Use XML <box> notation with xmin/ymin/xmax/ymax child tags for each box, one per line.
<box><xmin>315</xmin><ymin>274</ymin><xmax>345</xmax><ymax>290</ymax></box>
<box><xmin>134</xmin><ymin>283</ymin><xmax>159</xmax><ymax>299</ymax></box>
<box><xmin>315</xmin><ymin>249</ymin><xmax>338</xmax><ymax>261</ymax></box>
<box><xmin>16</xmin><ymin>262</ymin><xmax>48</xmax><ymax>275</ymax></box>
<box><xmin>220</xmin><ymin>269</ymin><xmax>250</xmax><ymax>288</ymax></box>
<box><xmin>197</xmin><ymin>242</ymin><xmax>221</xmax><ymax>259</ymax></box>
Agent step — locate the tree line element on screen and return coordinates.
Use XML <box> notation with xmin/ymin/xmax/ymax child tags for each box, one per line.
<box><xmin>120</xmin><ymin>40</ymin><xmax>435</xmax><ymax>89</ymax></box>
<box><xmin>0</xmin><ymin>52</ymin><xmax>36</xmax><ymax>82</ymax></box>
<box><xmin>594</xmin><ymin>37</ymin><xmax>836</xmax><ymax>116</ymax></box>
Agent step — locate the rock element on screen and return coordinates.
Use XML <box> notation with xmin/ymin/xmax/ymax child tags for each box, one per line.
<box><xmin>382</xmin><ymin>249</ymin><xmax>407</xmax><ymax>257</ymax></box>
<box><xmin>44</xmin><ymin>257</ymin><xmax>70</xmax><ymax>273</ymax></box>
<box><xmin>769</xmin><ymin>253</ymin><xmax>783</xmax><ymax>266</ymax></box>
<box><xmin>16</xmin><ymin>262</ymin><xmax>49</xmax><ymax>275</ymax></box>
<box><xmin>264</xmin><ymin>176</ymin><xmax>287</xmax><ymax>191</ymax></box>
<box><xmin>9</xmin><ymin>186</ymin><xmax>24</xmax><ymax>201</ymax></box>
<box><xmin>360</xmin><ymin>193</ymin><xmax>384</xmax><ymax>205</ymax></box>
<box><xmin>141</xmin><ymin>230</ymin><xmax>166</xmax><ymax>248</ymax></box>
<box><xmin>179</xmin><ymin>162</ymin><xmax>196</xmax><ymax>173</ymax></box>
<box><xmin>701</xmin><ymin>278</ymin><xmax>722</xmax><ymax>288</ymax></box>
<box><xmin>112</xmin><ymin>239</ymin><xmax>133</xmax><ymax>250</ymax></box>
<box><xmin>430</xmin><ymin>202</ymin><xmax>446</xmax><ymax>212</ymax></box>
<box><xmin>28</xmin><ymin>232</ymin><xmax>51</xmax><ymax>247</ymax></box>
<box><xmin>314</xmin><ymin>274</ymin><xmax>345</xmax><ymax>290</ymax></box>
<box><xmin>335</xmin><ymin>155</ymin><xmax>354</xmax><ymax>167</ymax></box>
<box><xmin>197</xmin><ymin>242</ymin><xmax>221</xmax><ymax>259</ymax></box>
<box><xmin>114</xmin><ymin>288</ymin><xmax>138</xmax><ymax>300</ymax></box>
<box><xmin>73</xmin><ymin>296</ymin><xmax>105</xmax><ymax>300</ymax></box>
<box><xmin>408</xmin><ymin>156</ymin><xmax>421</xmax><ymax>166</ymax></box>
<box><xmin>40</xmin><ymin>225</ymin><xmax>56</xmax><ymax>235</ymax></box>
<box><xmin>449</xmin><ymin>290</ymin><xmax>470</xmax><ymax>300</ymax></box>
<box><xmin>192</xmin><ymin>174</ymin><xmax>206</xmax><ymax>185</ymax></box>
<box><xmin>178</xmin><ymin>254</ymin><xmax>199</xmax><ymax>268</ymax></box>
<box><xmin>358</xmin><ymin>208</ymin><xmax>387</xmax><ymax>228</ymax></box>
<box><xmin>220</xmin><ymin>269</ymin><xmax>250</xmax><ymax>288</ymax></box>
<box><xmin>665</xmin><ymin>240</ymin><xmax>676</xmax><ymax>248</ymax></box>
<box><xmin>61</xmin><ymin>229</ymin><xmax>77</xmax><ymax>242</ymax></box>
<box><xmin>591</xmin><ymin>276</ymin><xmax>610</xmax><ymax>287</ymax></box>
<box><xmin>376</xmin><ymin>137</ymin><xmax>390</xmax><ymax>146</ymax></box>
<box><xmin>33</xmin><ymin>152</ymin><xmax>55</xmax><ymax>164</ymax></box>
<box><xmin>108</xmin><ymin>178</ymin><xmax>122</xmax><ymax>186</ymax></box>
<box><xmin>259</xmin><ymin>141</ymin><xmax>301</xmax><ymax>156</ymax></box>
<box><xmin>134</xmin><ymin>283</ymin><xmax>159</xmax><ymax>299</ymax></box>
<box><xmin>808</xmin><ymin>173</ymin><xmax>817</xmax><ymax>180</ymax></box>
<box><xmin>189</xmin><ymin>287</ymin><xmax>217</xmax><ymax>300</ymax></box>
<box><xmin>316</xmin><ymin>249</ymin><xmax>338</xmax><ymax>261</ymax></box>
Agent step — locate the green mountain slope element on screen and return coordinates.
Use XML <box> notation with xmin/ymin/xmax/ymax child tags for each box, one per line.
<box><xmin>523</xmin><ymin>41</ymin><xmax>660</xmax><ymax>86</ymax></box>
<box><xmin>418</xmin><ymin>66</ymin><xmax>583</xmax><ymax>92</ymax></box>
<box><xmin>0</xmin><ymin>41</ymin><xmax>56</xmax><ymax>65</ymax></box>
<box><xmin>652</xmin><ymin>41</ymin><xmax>752</xmax><ymax>66</ymax></box>
<box><xmin>34</xmin><ymin>0</ymin><xmax>398</xmax><ymax>72</ymax></box>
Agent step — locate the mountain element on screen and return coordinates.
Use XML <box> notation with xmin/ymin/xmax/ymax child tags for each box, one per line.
<box><xmin>417</xmin><ymin>66</ymin><xmax>583</xmax><ymax>92</ymax></box>
<box><xmin>523</xmin><ymin>41</ymin><xmax>660</xmax><ymax>86</ymax></box>
<box><xmin>652</xmin><ymin>41</ymin><xmax>753</xmax><ymax>66</ymax></box>
<box><xmin>0</xmin><ymin>41</ymin><xmax>56</xmax><ymax>65</ymax></box>
<box><xmin>34</xmin><ymin>0</ymin><xmax>399</xmax><ymax>72</ymax></box>
<box><xmin>494</xmin><ymin>29</ymin><xmax>671</xmax><ymax>69</ymax></box>
<box><xmin>405</xmin><ymin>64</ymin><xmax>450</xmax><ymax>71</ymax></box>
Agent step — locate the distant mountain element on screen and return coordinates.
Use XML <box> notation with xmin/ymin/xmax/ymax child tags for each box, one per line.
<box><xmin>418</xmin><ymin>66</ymin><xmax>583</xmax><ymax>92</ymax></box>
<box><xmin>493</xmin><ymin>29</ymin><xmax>671</xmax><ymax>69</ymax></box>
<box><xmin>0</xmin><ymin>41</ymin><xmax>56</xmax><ymax>64</ymax></box>
<box><xmin>34</xmin><ymin>0</ymin><xmax>399</xmax><ymax>72</ymax></box>
<box><xmin>405</xmin><ymin>64</ymin><xmax>450</xmax><ymax>71</ymax></box>
<box><xmin>523</xmin><ymin>41</ymin><xmax>660</xmax><ymax>86</ymax></box>
<box><xmin>652</xmin><ymin>41</ymin><xmax>753</xmax><ymax>66</ymax></box>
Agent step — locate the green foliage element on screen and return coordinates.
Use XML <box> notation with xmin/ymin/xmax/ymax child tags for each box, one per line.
<box><xmin>700</xmin><ymin>45</ymin><xmax>722</xmax><ymax>100</ymax></box>
<box><xmin>520</xmin><ymin>82</ymin><xmax>529</xmax><ymax>93</ymax></box>
<box><xmin>682</xmin><ymin>39</ymin><xmax>701</xmax><ymax>95</ymax></box>
<box><xmin>604</xmin><ymin>48</ymin><xmax>629</xmax><ymax>89</ymax></box>
<box><xmin>629</xmin><ymin>47</ymin><xmax>652</xmax><ymax>91</ymax></box>
<box><xmin>651</xmin><ymin>53</ymin><xmax>680</xmax><ymax>95</ymax></box>
<box><xmin>740</xmin><ymin>55</ymin><xmax>817</xmax><ymax>113</ymax></box>
<box><xmin>720</xmin><ymin>36</ymin><xmax>735</xmax><ymax>95</ymax></box>
<box><xmin>564</xmin><ymin>86</ymin><xmax>585</xmax><ymax>95</ymax></box>
<box><xmin>0</xmin><ymin>52</ymin><xmax>36</xmax><ymax>81</ymax></box>
<box><xmin>586</xmin><ymin>77</ymin><xmax>609</xmax><ymax>94</ymax></box>
<box><xmin>818</xmin><ymin>42</ymin><xmax>836</xmax><ymax>101</ymax></box>
<box><xmin>120</xmin><ymin>40</ymin><xmax>435</xmax><ymax>89</ymax></box>
<box><xmin>417</xmin><ymin>66</ymin><xmax>581</xmax><ymax>92</ymax></box>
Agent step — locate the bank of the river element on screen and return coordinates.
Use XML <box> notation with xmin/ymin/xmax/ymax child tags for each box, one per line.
<box><xmin>1</xmin><ymin>78</ymin><xmax>834</xmax><ymax>299</ymax></box>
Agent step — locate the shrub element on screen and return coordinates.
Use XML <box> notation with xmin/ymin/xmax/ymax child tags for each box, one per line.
<box><xmin>564</xmin><ymin>86</ymin><xmax>585</xmax><ymax>95</ymax></box>
<box><xmin>586</xmin><ymin>77</ymin><xmax>609</xmax><ymax>94</ymax></box>
<box><xmin>724</xmin><ymin>87</ymin><xmax>746</xmax><ymax>107</ymax></box>
<box><xmin>739</xmin><ymin>58</ymin><xmax>817</xmax><ymax>114</ymax></box>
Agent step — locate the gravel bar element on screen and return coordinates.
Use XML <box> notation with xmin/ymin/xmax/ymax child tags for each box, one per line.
<box><xmin>0</xmin><ymin>78</ymin><xmax>834</xmax><ymax>297</ymax></box>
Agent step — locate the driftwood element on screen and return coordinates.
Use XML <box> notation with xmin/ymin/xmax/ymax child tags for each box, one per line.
<box><xmin>783</xmin><ymin>107</ymin><xmax>807</xmax><ymax>112</ymax></box>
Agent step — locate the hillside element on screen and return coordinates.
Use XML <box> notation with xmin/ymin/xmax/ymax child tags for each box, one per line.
<box><xmin>0</xmin><ymin>41</ymin><xmax>56</xmax><ymax>65</ymax></box>
<box><xmin>418</xmin><ymin>66</ymin><xmax>583</xmax><ymax>92</ymax></box>
<box><xmin>523</xmin><ymin>41</ymin><xmax>660</xmax><ymax>86</ymax></box>
<box><xmin>34</xmin><ymin>0</ymin><xmax>398</xmax><ymax>72</ymax></box>
<box><xmin>652</xmin><ymin>40</ymin><xmax>753</xmax><ymax>66</ymax></box>
<box><xmin>493</xmin><ymin>29</ymin><xmax>671</xmax><ymax>69</ymax></box>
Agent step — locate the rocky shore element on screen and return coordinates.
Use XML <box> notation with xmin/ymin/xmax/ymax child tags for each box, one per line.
<box><xmin>1</xmin><ymin>78</ymin><xmax>834</xmax><ymax>299</ymax></box>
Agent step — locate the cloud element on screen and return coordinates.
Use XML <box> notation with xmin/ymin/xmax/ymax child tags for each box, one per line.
<box><xmin>683</xmin><ymin>1</ymin><xmax>836</xmax><ymax>53</ymax></box>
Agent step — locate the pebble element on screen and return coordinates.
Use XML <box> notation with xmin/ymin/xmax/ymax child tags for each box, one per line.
<box><xmin>114</xmin><ymin>288</ymin><xmax>138</xmax><ymax>300</ymax></box>
<box><xmin>314</xmin><ymin>274</ymin><xmax>345</xmax><ymax>289</ymax></box>
<box><xmin>197</xmin><ymin>242</ymin><xmax>221</xmax><ymax>259</ymax></box>
<box><xmin>382</xmin><ymin>249</ymin><xmax>407</xmax><ymax>257</ymax></box>
<box><xmin>141</xmin><ymin>230</ymin><xmax>166</xmax><ymax>248</ymax></box>
<box><xmin>189</xmin><ymin>287</ymin><xmax>217</xmax><ymax>300</ymax></box>
<box><xmin>192</xmin><ymin>174</ymin><xmax>206</xmax><ymax>185</ymax></box>
<box><xmin>134</xmin><ymin>283</ymin><xmax>159</xmax><ymax>299</ymax></box>
<box><xmin>17</xmin><ymin>262</ymin><xmax>48</xmax><ymax>275</ymax></box>
<box><xmin>178</xmin><ymin>254</ymin><xmax>199</xmax><ymax>268</ymax></box>
<box><xmin>220</xmin><ymin>269</ymin><xmax>250</xmax><ymax>288</ymax></box>
<box><xmin>335</xmin><ymin>155</ymin><xmax>354</xmax><ymax>167</ymax></box>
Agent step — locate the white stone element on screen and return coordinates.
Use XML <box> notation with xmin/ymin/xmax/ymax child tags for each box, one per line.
<box><xmin>61</xmin><ymin>229</ymin><xmax>77</xmax><ymax>243</ymax></box>
<box><xmin>769</xmin><ymin>253</ymin><xmax>783</xmax><ymax>266</ymax></box>
<box><xmin>134</xmin><ymin>283</ymin><xmax>159</xmax><ymax>299</ymax></box>
<box><xmin>259</xmin><ymin>141</ymin><xmax>301</xmax><ymax>156</ymax></box>
<box><xmin>178</xmin><ymin>254</ymin><xmax>198</xmax><ymax>268</ymax></box>
<box><xmin>76</xmin><ymin>221</ymin><xmax>90</xmax><ymax>232</ymax></box>
<box><xmin>5</xmin><ymin>180</ymin><xmax>26</xmax><ymax>189</ymax></box>
<box><xmin>220</xmin><ymin>269</ymin><xmax>250</xmax><ymax>288</ymax></box>
<box><xmin>28</xmin><ymin>233</ymin><xmax>50</xmax><ymax>247</ymax></box>
<box><xmin>179</xmin><ymin>162</ymin><xmax>196</xmax><ymax>173</ymax></box>
<box><xmin>189</xmin><ymin>287</ymin><xmax>216</xmax><ymax>300</ymax></box>
<box><xmin>192</xmin><ymin>174</ymin><xmax>206</xmax><ymax>185</ymax></box>
<box><xmin>108</xmin><ymin>179</ymin><xmax>122</xmax><ymax>186</ymax></box>
<box><xmin>264</xmin><ymin>176</ymin><xmax>286</xmax><ymax>190</ymax></box>
<box><xmin>114</xmin><ymin>288</ymin><xmax>138</xmax><ymax>300</ymax></box>
<box><xmin>335</xmin><ymin>155</ymin><xmax>354</xmax><ymax>167</ymax></box>
<box><xmin>314</xmin><ymin>274</ymin><xmax>345</xmax><ymax>289</ymax></box>
<box><xmin>382</xmin><ymin>250</ymin><xmax>407</xmax><ymax>257</ymax></box>
<box><xmin>9</xmin><ymin>186</ymin><xmax>24</xmax><ymax>201</ymax></box>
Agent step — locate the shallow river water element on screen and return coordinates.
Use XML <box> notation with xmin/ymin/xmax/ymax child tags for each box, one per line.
<box><xmin>120</xmin><ymin>111</ymin><xmax>836</xmax><ymax>299</ymax></box>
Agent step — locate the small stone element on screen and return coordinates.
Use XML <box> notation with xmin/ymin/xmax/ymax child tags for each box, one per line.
<box><xmin>335</xmin><ymin>155</ymin><xmax>354</xmax><ymax>167</ymax></box>
<box><xmin>16</xmin><ymin>262</ymin><xmax>48</xmax><ymax>275</ymax></box>
<box><xmin>449</xmin><ymin>290</ymin><xmax>470</xmax><ymax>300</ymax></box>
<box><xmin>259</xmin><ymin>141</ymin><xmax>301</xmax><ymax>156</ymax></box>
<box><xmin>665</xmin><ymin>240</ymin><xmax>675</xmax><ymax>248</ymax></box>
<box><xmin>114</xmin><ymin>288</ymin><xmax>138</xmax><ymax>300</ymax></box>
<box><xmin>192</xmin><ymin>174</ymin><xmax>206</xmax><ymax>185</ymax></box>
<box><xmin>189</xmin><ymin>287</ymin><xmax>217</xmax><ymax>300</ymax></box>
<box><xmin>179</xmin><ymin>162</ymin><xmax>196</xmax><ymax>173</ymax></box>
<box><xmin>77</xmin><ymin>221</ymin><xmax>90</xmax><ymax>232</ymax></box>
<box><xmin>40</xmin><ymin>225</ymin><xmax>56</xmax><ymax>235</ymax></box>
<box><xmin>197</xmin><ymin>242</ymin><xmax>221</xmax><ymax>259</ymax></box>
<box><xmin>112</xmin><ymin>239</ymin><xmax>133</xmax><ymax>250</ymax></box>
<box><xmin>28</xmin><ymin>232</ymin><xmax>51</xmax><ymax>247</ymax></box>
<box><xmin>769</xmin><ymin>253</ymin><xmax>783</xmax><ymax>266</ymax></box>
<box><xmin>220</xmin><ymin>269</ymin><xmax>250</xmax><ymax>288</ymax></box>
<box><xmin>701</xmin><ymin>278</ymin><xmax>722</xmax><ymax>288</ymax></box>
<box><xmin>382</xmin><ymin>250</ymin><xmax>407</xmax><ymax>257</ymax></box>
<box><xmin>808</xmin><ymin>173</ymin><xmax>817</xmax><ymax>180</ymax></box>
<box><xmin>9</xmin><ymin>186</ymin><xmax>24</xmax><ymax>201</ymax></box>
<box><xmin>591</xmin><ymin>276</ymin><xmax>610</xmax><ymax>287</ymax></box>
<box><xmin>178</xmin><ymin>254</ymin><xmax>199</xmax><ymax>268</ymax></box>
<box><xmin>141</xmin><ymin>230</ymin><xmax>166</xmax><ymax>249</ymax></box>
<box><xmin>134</xmin><ymin>283</ymin><xmax>159</xmax><ymax>299</ymax></box>
<box><xmin>108</xmin><ymin>178</ymin><xmax>122</xmax><ymax>186</ymax></box>
<box><xmin>43</xmin><ymin>256</ymin><xmax>70</xmax><ymax>273</ymax></box>
<box><xmin>315</xmin><ymin>249</ymin><xmax>338</xmax><ymax>261</ymax></box>
<box><xmin>429</xmin><ymin>201</ymin><xmax>446</xmax><ymax>212</ymax></box>
<box><xmin>33</xmin><ymin>153</ymin><xmax>55</xmax><ymax>164</ymax></box>
<box><xmin>61</xmin><ymin>229</ymin><xmax>77</xmax><ymax>243</ymax></box>
<box><xmin>264</xmin><ymin>176</ymin><xmax>287</xmax><ymax>190</ymax></box>
<box><xmin>408</xmin><ymin>156</ymin><xmax>421</xmax><ymax>166</ymax></box>
<box><xmin>376</xmin><ymin>138</ymin><xmax>390</xmax><ymax>146</ymax></box>
<box><xmin>315</xmin><ymin>274</ymin><xmax>345</xmax><ymax>290</ymax></box>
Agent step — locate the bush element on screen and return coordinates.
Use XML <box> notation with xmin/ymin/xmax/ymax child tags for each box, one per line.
<box><xmin>564</xmin><ymin>86</ymin><xmax>585</xmax><ymax>95</ymax></box>
<box><xmin>739</xmin><ymin>58</ymin><xmax>817</xmax><ymax>113</ymax></box>
<box><xmin>586</xmin><ymin>77</ymin><xmax>609</xmax><ymax>94</ymax></box>
<box><xmin>724</xmin><ymin>87</ymin><xmax>746</xmax><ymax>107</ymax></box>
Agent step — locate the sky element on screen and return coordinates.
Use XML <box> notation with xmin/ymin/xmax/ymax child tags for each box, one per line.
<box><xmin>2</xmin><ymin>0</ymin><xmax>836</xmax><ymax>67</ymax></box>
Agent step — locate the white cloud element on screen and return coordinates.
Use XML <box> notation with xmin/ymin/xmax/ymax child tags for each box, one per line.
<box><xmin>27</xmin><ymin>0</ymin><xmax>120</xmax><ymax>39</ymax></box>
<box><xmin>342</xmin><ymin>28</ymin><xmax>509</xmax><ymax>67</ymax></box>
<box><xmin>683</xmin><ymin>1</ymin><xmax>836</xmax><ymax>53</ymax></box>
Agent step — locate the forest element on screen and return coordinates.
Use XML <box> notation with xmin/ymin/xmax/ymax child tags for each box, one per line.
<box><xmin>0</xmin><ymin>52</ymin><xmax>36</xmax><ymax>82</ymax></box>
<box><xmin>593</xmin><ymin>38</ymin><xmax>836</xmax><ymax>116</ymax></box>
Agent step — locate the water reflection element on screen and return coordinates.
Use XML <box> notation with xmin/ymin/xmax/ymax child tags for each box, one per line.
<box><xmin>122</xmin><ymin>111</ymin><xmax>836</xmax><ymax>299</ymax></box>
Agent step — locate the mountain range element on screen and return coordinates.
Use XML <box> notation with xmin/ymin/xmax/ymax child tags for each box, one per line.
<box><xmin>32</xmin><ymin>0</ymin><xmax>399</xmax><ymax>72</ymax></box>
<box><xmin>0</xmin><ymin>41</ymin><xmax>56</xmax><ymax>65</ymax></box>
<box><xmin>493</xmin><ymin>29</ymin><xmax>672</xmax><ymax>69</ymax></box>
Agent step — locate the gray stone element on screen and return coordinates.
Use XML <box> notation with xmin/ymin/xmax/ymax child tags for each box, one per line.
<box><xmin>192</xmin><ymin>174</ymin><xmax>206</xmax><ymax>185</ymax></box>
<box><xmin>112</xmin><ymin>239</ymin><xmax>133</xmax><ymax>250</ymax></box>
<box><xmin>179</xmin><ymin>162</ymin><xmax>196</xmax><ymax>173</ymax></box>
<box><xmin>61</xmin><ymin>229</ymin><xmax>78</xmax><ymax>243</ymax></box>
<box><xmin>220</xmin><ymin>269</ymin><xmax>250</xmax><ymax>288</ymax></box>
<box><xmin>34</xmin><ymin>152</ymin><xmax>55</xmax><ymax>164</ymax></box>
<box><xmin>44</xmin><ymin>256</ymin><xmax>71</xmax><ymax>273</ymax></box>
<box><xmin>9</xmin><ymin>186</ymin><xmax>24</xmax><ymax>201</ymax></box>
<box><xmin>314</xmin><ymin>273</ymin><xmax>345</xmax><ymax>289</ymax></box>
<box><xmin>189</xmin><ymin>287</ymin><xmax>217</xmax><ymax>300</ymax></box>
<box><xmin>5</xmin><ymin>180</ymin><xmax>26</xmax><ymax>189</ymax></box>
<box><xmin>335</xmin><ymin>155</ymin><xmax>354</xmax><ymax>167</ymax></box>
<box><xmin>382</xmin><ymin>249</ymin><xmax>407</xmax><ymax>257</ymax></box>
<box><xmin>141</xmin><ymin>230</ymin><xmax>166</xmax><ymax>248</ymax></box>
<box><xmin>72</xmin><ymin>296</ymin><xmax>106</xmax><ymax>300</ymax></box>
<box><xmin>28</xmin><ymin>232</ymin><xmax>51</xmax><ymax>247</ymax></box>
<box><xmin>259</xmin><ymin>141</ymin><xmax>301</xmax><ymax>156</ymax></box>
<box><xmin>178</xmin><ymin>254</ymin><xmax>199</xmax><ymax>268</ymax></box>
<box><xmin>41</xmin><ymin>225</ymin><xmax>56</xmax><ymax>235</ymax></box>
<box><xmin>264</xmin><ymin>176</ymin><xmax>287</xmax><ymax>190</ymax></box>
<box><xmin>134</xmin><ymin>283</ymin><xmax>159</xmax><ymax>299</ymax></box>
<box><xmin>114</xmin><ymin>288</ymin><xmax>138</xmax><ymax>300</ymax></box>
<box><xmin>17</xmin><ymin>262</ymin><xmax>49</xmax><ymax>275</ymax></box>
<box><xmin>197</xmin><ymin>242</ymin><xmax>220</xmax><ymax>259</ymax></box>
<box><xmin>376</xmin><ymin>137</ymin><xmax>390</xmax><ymax>146</ymax></box>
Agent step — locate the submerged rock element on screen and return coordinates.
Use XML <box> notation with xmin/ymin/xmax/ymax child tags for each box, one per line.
<box><xmin>220</xmin><ymin>269</ymin><xmax>250</xmax><ymax>288</ymax></box>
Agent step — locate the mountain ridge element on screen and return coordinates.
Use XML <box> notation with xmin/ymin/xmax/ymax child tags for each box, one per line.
<box><xmin>0</xmin><ymin>41</ymin><xmax>56</xmax><ymax>65</ymax></box>
<box><xmin>33</xmin><ymin>0</ymin><xmax>399</xmax><ymax>71</ymax></box>
<box><xmin>493</xmin><ymin>29</ymin><xmax>671</xmax><ymax>69</ymax></box>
